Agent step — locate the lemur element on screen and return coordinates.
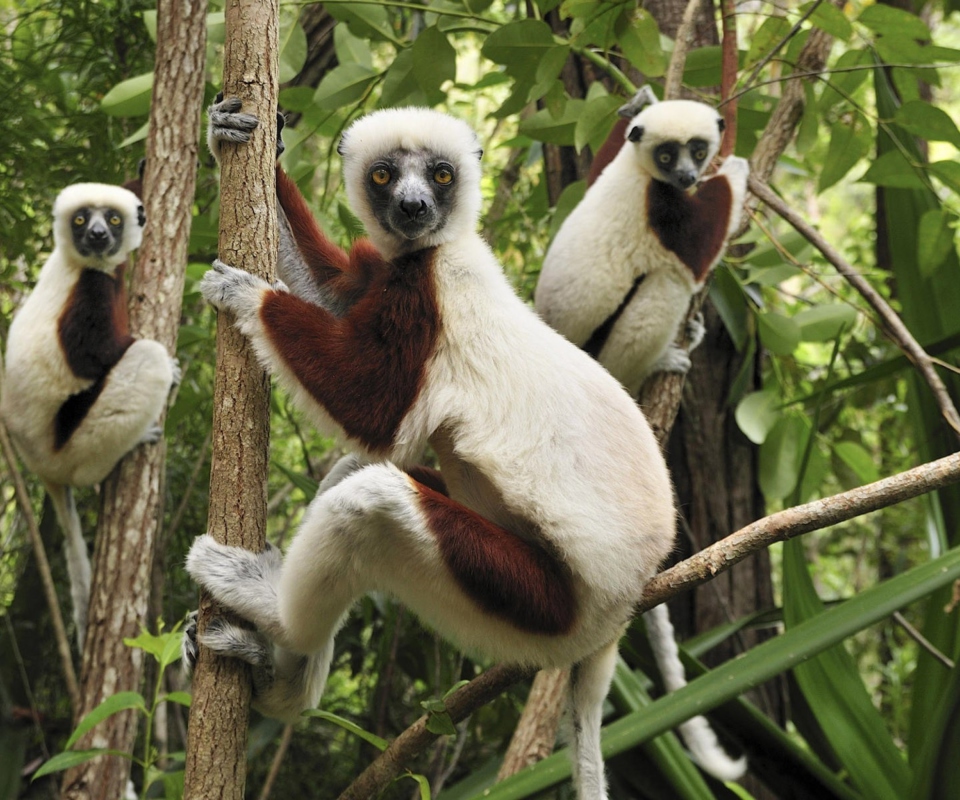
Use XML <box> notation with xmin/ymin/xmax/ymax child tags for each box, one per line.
<box><xmin>1</xmin><ymin>183</ymin><xmax>179</xmax><ymax>649</ymax></box>
<box><xmin>183</xmin><ymin>99</ymin><xmax>743</xmax><ymax>798</ymax></box>
<box><xmin>535</xmin><ymin>88</ymin><xmax>750</xmax><ymax>398</ymax></box>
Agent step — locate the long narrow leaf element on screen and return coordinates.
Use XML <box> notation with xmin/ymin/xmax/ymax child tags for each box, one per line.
<box><xmin>464</xmin><ymin>548</ymin><xmax>960</xmax><ymax>800</ymax></box>
<box><xmin>64</xmin><ymin>691</ymin><xmax>146</xmax><ymax>750</ymax></box>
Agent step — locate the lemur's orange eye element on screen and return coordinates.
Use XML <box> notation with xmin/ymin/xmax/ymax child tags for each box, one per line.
<box><xmin>658</xmin><ymin>152</ymin><xmax>671</xmax><ymax>165</ymax></box>
<box><xmin>371</xmin><ymin>168</ymin><xmax>391</xmax><ymax>186</ymax></box>
<box><xmin>694</xmin><ymin>149</ymin><xmax>707</xmax><ymax>161</ymax></box>
<box><xmin>434</xmin><ymin>166</ymin><xmax>454</xmax><ymax>185</ymax></box>
<box><xmin>108</xmin><ymin>215</ymin><xmax>122</xmax><ymax>226</ymax></box>
<box><xmin>73</xmin><ymin>215</ymin><xmax>85</xmax><ymax>226</ymax></box>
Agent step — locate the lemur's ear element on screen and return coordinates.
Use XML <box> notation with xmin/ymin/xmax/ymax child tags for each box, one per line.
<box><xmin>717</xmin><ymin>118</ymin><xmax>726</xmax><ymax>133</ymax></box>
<box><xmin>627</xmin><ymin>125</ymin><xmax>644</xmax><ymax>143</ymax></box>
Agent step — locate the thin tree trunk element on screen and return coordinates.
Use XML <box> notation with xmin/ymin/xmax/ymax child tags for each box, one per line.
<box><xmin>182</xmin><ymin>0</ymin><xmax>279</xmax><ymax>796</ymax></box>
<box><xmin>60</xmin><ymin>2</ymin><xmax>206</xmax><ymax>797</ymax></box>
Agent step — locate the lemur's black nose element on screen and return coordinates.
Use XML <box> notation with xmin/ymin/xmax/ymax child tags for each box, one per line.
<box><xmin>676</xmin><ymin>171</ymin><xmax>697</xmax><ymax>189</ymax></box>
<box><xmin>400</xmin><ymin>197</ymin><xmax>428</xmax><ymax>219</ymax></box>
<box><xmin>87</xmin><ymin>223</ymin><xmax>108</xmax><ymax>241</ymax></box>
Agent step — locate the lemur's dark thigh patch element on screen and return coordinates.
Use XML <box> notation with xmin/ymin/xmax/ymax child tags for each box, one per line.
<box><xmin>58</xmin><ymin>267</ymin><xmax>134</xmax><ymax>380</ymax></box>
<box><xmin>260</xmin><ymin>246</ymin><xmax>440</xmax><ymax>453</ymax></box>
<box><xmin>54</xmin><ymin>377</ymin><xmax>107</xmax><ymax>450</ymax></box>
<box><xmin>647</xmin><ymin>177</ymin><xmax>732</xmax><ymax>282</ymax></box>
<box><xmin>584</xmin><ymin>274</ymin><xmax>646</xmax><ymax>360</ymax></box>
<box><xmin>414</xmin><ymin>481</ymin><xmax>576</xmax><ymax>635</ymax></box>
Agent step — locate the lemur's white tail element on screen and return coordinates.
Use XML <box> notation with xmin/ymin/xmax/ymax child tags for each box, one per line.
<box><xmin>644</xmin><ymin>603</ymin><xmax>747</xmax><ymax>781</ymax></box>
<box><xmin>45</xmin><ymin>481</ymin><xmax>90</xmax><ymax>649</ymax></box>
<box><xmin>568</xmin><ymin>640</ymin><xmax>619</xmax><ymax>800</ymax></box>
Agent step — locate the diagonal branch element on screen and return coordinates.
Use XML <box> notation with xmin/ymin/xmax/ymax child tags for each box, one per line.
<box><xmin>337</xmin><ymin>450</ymin><xmax>960</xmax><ymax>798</ymax></box>
<box><xmin>749</xmin><ymin>175</ymin><xmax>960</xmax><ymax>442</ymax></box>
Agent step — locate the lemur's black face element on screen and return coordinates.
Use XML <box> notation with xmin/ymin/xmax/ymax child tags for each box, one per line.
<box><xmin>70</xmin><ymin>206</ymin><xmax>127</xmax><ymax>258</ymax></box>
<box><xmin>363</xmin><ymin>150</ymin><xmax>458</xmax><ymax>243</ymax></box>
<box><xmin>652</xmin><ymin>138</ymin><xmax>711</xmax><ymax>191</ymax></box>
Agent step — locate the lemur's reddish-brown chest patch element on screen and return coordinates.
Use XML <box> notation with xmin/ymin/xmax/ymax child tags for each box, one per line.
<box><xmin>55</xmin><ymin>266</ymin><xmax>134</xmax><ymax>449</ymax></box>
<box><xmin>647</xmin><ymin>177</ymin><xmax>732</xmax><ymax>282</ymax></box>
<box><xmin>260</xmin><ymin>246</ymin><xmax>441</xmax><ymax>453</ymax></box>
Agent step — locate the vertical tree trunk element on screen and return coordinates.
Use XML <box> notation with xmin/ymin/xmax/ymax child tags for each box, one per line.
<box><xmin>182</xmin><ymin>0</ymin><xmax>279</xmax><ymax>796</ymax></box>
<box><xmin>60</xmin><ymin>2</ymin><xmax>206</xmax><ymax>798</ymax></box>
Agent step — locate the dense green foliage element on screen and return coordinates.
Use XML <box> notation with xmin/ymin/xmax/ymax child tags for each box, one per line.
<box><xmin>2</xmin><ymin>0</ymin><xmax>960</xmax><ymax>798</ymax></box>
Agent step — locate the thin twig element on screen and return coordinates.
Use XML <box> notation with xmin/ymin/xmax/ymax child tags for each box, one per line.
<box><xmin>892</xmin><ymin>611</ymin><xmax>955</xmax><ymax>669</ymax></box>
<box><xmin>720</xmin><ymin>0</ymin><xmax>738</xmax><ymax>157</ymax></box>
<box><xmin>0</xmin><ymin>374</ymin><xmax>80</xmax><ymax>714</ymax></box>
<box><xmin>257</xmin><ymin>724</ymin><xmax>295</xmax><ymax>800</ymax></box>
<box><xmin>663</xmin><ymin>0</ymin><xmax>701</xmax><ymax>100</ymax></box>
<box><xmin>749</xmin><ymin>175</ymin><xmax>960</xmax><ymax>441</ymax></box>
<box><xmin>337</xmin><ymin>451</ymin><xmax>960</xmax><ymax>798</ymax></box>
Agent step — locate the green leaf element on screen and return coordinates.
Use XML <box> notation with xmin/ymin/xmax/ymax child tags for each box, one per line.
<box><xmin>617</xmin><ymin>10</ymin><xmax>666</xmax><ymax>77</ymax></box>
<box><xmin>33</xmin><ymin>749</ymin><xmax>133</xmax><ymax>779</ymax></box>
<box><xmin>796</xmin><ymin>84</ymin><xmax>819</xmax><ymax>155</ymax></box>
<box><xmin>548</xmin><ymin>180</ymin><xmax>586</xmax><ymax>241</ymax></box>
<box><xmin>399</xmin><ymin>772</ymin><xmax>433</xmax><ymax>799</ymax></box>
<box><xmin>682</xmin><ymin>46</ymin><xmax>723</xmax><ymax>88</ymax></box>
<box><xmin>758</xmin><ymin>415</ymin><xmax>807</xmax><ymax>502</ymax></box>
<box><xmin>746</xmin><ymin>16</ymin><xmax>792</xmax><ymax>68</ymax></box>
<box><xmin>278</xmin><ymin>11</ymin><xmax>308</xmax><ymax>83</ymax></box>
<box><xmin>916</xmin><ymin>208</ymin><xmax>956</xmax><ymax>277</ymax></box>
<box><xmin>274</xmin><ymin>462</ymin><xmax>320</xmax><ymax>498</ymax></box>
<box><xmin>481</xmin><ymin>19</ymin><xmax>556</xmax><ymax>73</ymax></box>
<box><xmin>929</xmin><ymin>160</ymin><xmax>960</xmax><ymax>195</ymax></box>
<box><xmin>304</xmin><ymin>709</ymin><xmax>389</xmax><ymax>751</ymax></box>
<box><xmin>422</xmin><ymin>699</ymin><xmax>458</xmax><ymax>736</ymax></box>
<box><xmin>858</xmin><ymin>5</ymin><xmax>930</xmax><ymax>40</ymax></box>
<box><xmin>163</xmin><ymin>691</ymin><xmax>192</xmax><ymax>707</ymax></box>
<box><xmin>794</xmin><ymin>304</ymin><xmax>858</xmax><ymax>342</ymax></box>
<box><xmin>894</xmin><ymin>100</ymin><xmax>960</xmax><ymax>147</ymax></box>
<box><xmin>313</xmin><ymin>63</ymin><xmax>379</xmax><ymax>111</ymax></box>
<box><xmin>802</xmin><ymin>1</ymin><xmax>853</xmax><ymax>41</ymax></box>
<box><xmin>860</xmin><ymin>150</ymin><xmax>926</xmax><ymax>189</ymax></box>
<box><xmin>833</xmin><ymin>440</ymin><xmax>880</xmax><ymax>485</ymax></box>
<box><xmin>119</xmin><ymin>121</ymin><xmax>150</xmax><ymax>149</ymax></box>
<box><xmin>575</xmin><ymin>94</ymin><xmax>622</xmax><ymax>154</ymax></box>
<box><xmin>757</xmin><ymin>311</ymin><xmax>800</xmax><ymax>356</ymax></box>
<box><xmin>326</xmin><ymin>2</ymin><xmax>396</xmax><ymax>43</ymax></box>
<box><xmin>101</xmin><ymin>73</ymin><xmax>154</xmax><ymax>117</ymax></box>
<box><xmin>380</xmin><ymin>49</ymin><xmax>425</xmax><ymax>108</ymax></box>
<box><xmin>819</xmin><ymin>118</ymin><xmax>871</xmax><ymax>192</ymax></box>
<box><xmin>412</xmin><ymin>26</ymin><xmax>457</xmax><ymax>100</ymax></box>
<box><xmin>708</xmin><ymin>265</ymin><xmax>750</xmax><ymax>351</ymax></box>
<box><xmin>735</xmin><ymin>390</ymin><xmax>782</xmax><ymax>445</ymax></box>
<box><xmin>66</xmin><ymin>692</ymin><xmax>147</xmax><ymax>750</ymax></box>
<box><xmin>142</xmin><ymin>10</ymin><xmax>157</xmax><ymax>42</ymax></box>
<box><xmin>783</xmin><ymin>539</ymin><xmax>911</xmax><ymax>799</ymax></box>
<box><xmin>334</xmin><ymin>22</ymin><xmax>373</xmax><ymax>68</ymax></box>
<box><xmin>474</xmin><ymin>548</ymin><xmax>960</xmax><ymax>800</ymax></box>
<box><xmin>519</xmin><ymin>100</ymin><xmax>585</xmax><ymax>146</ymax></box>
<box><xmin>819</xmin><ymin>49</ymin><xmax>873</xmax><ymax>112</ymax></box>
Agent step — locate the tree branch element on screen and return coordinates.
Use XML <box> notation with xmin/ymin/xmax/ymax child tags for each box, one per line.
<box><xmin>338</xmin><ymin>451</ymin><xmax>960</xmax><ymax>798</ymax></box>
<box><xmin>662</xmin><ymin>0</ymin><xmax>700</xmax><ymax>100</ymax></box>
<box><xmin>749</xmin><ymin>175</ymin><xmax>960</xmax><ymax>441</ymax></box>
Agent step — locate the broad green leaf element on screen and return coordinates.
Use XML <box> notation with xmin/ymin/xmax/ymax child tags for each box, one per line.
<box><xmin>819</xmin><ymin>48</ymin><xmax>872</xmax><ymax>113</ymax></box>
<box><xmin>334</xmin><ymin>20</ymin><xmax>373</xmax><ymax>68</ymax></box>
<box><xmin>119</xmin><ymin>121</ymin><xmax>149</xmax><ymax>148</ymax></box>
<box><xmin>929</xmin><ymin>160</ymin><xmax>960</xmax><ymax>195</ymax></box>
<box><xmin>819</xmin><ymin>118</ymin><xmax>871</xmax><ymax>192</ymax></box>
<box><xmin>326</xmin><ymin>2</ymin><xmax>396</xmax><ymax>43</ymax></box>
<box><xmin>472</xmin><ymin>548</ymin><xmax>960</xmax><ymax>800</ymax></box>
<box><xmin>33</xmin><ymin>749</ymin><xmax>133</xmax><ymax>779</ymax></box>
<box><xmin>802</xmin><ymin>1</ymin><xmax>852</xmax><ymax>41</ymax></box>
<box><xmin>735</xmin><ymin>390</ymin><xmax>781</xmax><ymax>445</ymax></box>
<box><xmin>758</xmin><ymin>415</ymin><xmax>807</xmax><ymax>501</ymax></box>
<box><xmin>314</xmin><ymin>63</ymin><xmax>379</xmax><ymax>111</ymax></box>
<box><xmin>412</xmin><ymin>26</ymin><xmax>457</xmax><ymax>99</ymax></box>
<box><xmin>783</xmin><ymin>538</ymin><xmax>910</xmax><ymax>799</ymax></box>
<box><xmin>124</xmin><ymin>628</ymin><xmax>170</xmax><ymax>662</ymax></box>
<box><xmin>142</xmin><ymin>10</ymin><xmax>157</xmax><ymax>42</ymax></box>
<box><xmin>66</xmin><ymin>691</ymin><xmax>146</xmax><ymax>750</ymax></box>
<box><xmin>682</xmin><ymin>46</ymin><xmax>723</xmax><ymax>88</ymax></box>
<box><xmin>916</xmin><ymin>208</ymin><xmax>956</xmax><ymax>277</ymax></box>
<box><xmin>519</xmin><ymin>100</ymin><xmax>585</xmax><ymax>146</ymax></box>
<box><xmin>575</xmin><ymin>94</ymin><xmax>622</xmax><ymax>154</ymax></box>
<box><xmin>795</xmin><ymin>83</ymin><xmax>819</xmax><ymax>155</ymax></box>
<box><xmin>794</xmin><ymin>304</ymin><xmax>858</xmax><ymax>342</ymax></box>
<box><xmin>279</xmin><ymin>86</ymin><xmax>315</xmax><ymax>112</ymax></box>
<box><xmin>858</xmin><ymin>4</ymin><xmax>930</xmax><ymax>40</ymax></box>
<box><xmin>278</xmin><ymin>11</ymin><xmax>308</xmax><ymax>83</ymax></box>
<box><xmin>617</xmin><ymin>10</ymin><xmax>666</xmax><ymax>77</ymax></box>
<box><xmin>101</xmin><ymin>73</ymin><xmax>154</xmax><ymax>117</ymax></box>
<box><xmin>894</xmin><ymin>100</ymin><xmax>960</xmax><ymax>147</ymax></box>
<box><xmin>548</xmin><ymin>180</ymin><xmax>586</xmax><ymax>241</ymax></box>
<box><xmin>756</xmin><ymin>311</ymin><xmax>800</xmax><ymax>356</ymax></box>
<box><xmin>860</xmin><ymin>150</ymin><xmax>926</xmax><ymax>189</ymax></box>
<box><xmin>832</xmin><ymin>440</ymin><xmax>880</xmax><ymax>486</ymax></box>
<box><xmin>163</xmin><ymin>691</ymin><xmax>192</xmax><ymax>707</ymax></box>
<box><xmin>708</xmin><ymin>265</ymin><xmax>750</xmax><ymax>351</ymax></box>
<box><xmin>380</xmin><ymin>49</ymin><xmax>426</xmax><ymax>108</ymax></box>
<box><xmin>746</xmin><ymin>16</ymin><xmax>792</xmax><ymax>67</ymax></box>
<box><xmin>305</xmin><ymin>709</ymin><xmax>389</xmax><ymax>751</ymax></box>
<box><xmin>481</xmin><ymin>19</ymin><xmax>555</xmax><ymax>73</ymax></box>
<box><xmin>422</xmin><ymin>699</ymin><xmax>458</xmax><ymax>735</ymax></box>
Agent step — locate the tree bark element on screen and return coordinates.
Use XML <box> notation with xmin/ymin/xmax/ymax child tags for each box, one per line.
<box><xmin>182</xmin><ymin>0</ymin><xmax>279</xmax><ymax>796</ymax></box>
<box><xmin>60</xmin><ymin>2</ymin><xmax>206</xmax><ymax>797</ymax></box>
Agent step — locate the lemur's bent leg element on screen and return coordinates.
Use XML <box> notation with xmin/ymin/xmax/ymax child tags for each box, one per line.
<box><xmin>62</xmin><ymin>339</ymin><xmax>174</xmax><ymax>486</ymax></box>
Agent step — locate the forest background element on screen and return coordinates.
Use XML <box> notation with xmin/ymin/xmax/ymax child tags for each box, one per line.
<box><xmin>2</xmin><ymin>0</ymin><xmax>960</xmax><ymax>798</ymax></box>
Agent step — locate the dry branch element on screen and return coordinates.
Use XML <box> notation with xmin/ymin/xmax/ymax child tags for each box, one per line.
<box><xmin>340</xmin><ymin>451</ymin><xmax>960</xmax><ymax>798</ymax></box>
<box><xmin>749</xmin><ymin>175</ymin><xmax>960</xmax><ymax>441</ymax></box>
<box><xmin>662</xmin><ymin>0</ymin><xmax>700</xmax><ymax>100</ymax></box>
<box><xmin>181</xmin><ymin>0</ymin><xmax>279</xmax><ymax>795</ymax></box>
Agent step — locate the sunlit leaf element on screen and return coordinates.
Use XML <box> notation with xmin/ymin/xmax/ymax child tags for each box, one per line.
<box><xmin>304</xmin><ymin>709</ymin><xmax>389</xmax><ymax>751</ymax></box>
<box><xmin>481</xmin><ymin>19</ymin><xmax>556</xmax><ymax>73</ymax></box>
<box><xmin>802</xmin><ymin>1</ymin><xmax>852</xmax><ymax>41</ymax></box>
<box><xmin>735</xmin><ymin>390</ymin><xmax>781</xmax><ymax>445</ymax></box>
<box><xmin>819</xmin><ymin>118</ymin><xmax>871</xmax><ymax>192</ymax></box>
<box><xmin>412</xmin><ymin>25</ymin><xmax>457</xmax><ymax>100</ymax></box>
<box><xmin>794</xmin><ymin>304</ymin><xmax>858</xmax><ymax>341</ymax></box>
<box><xmin>758</xmin><ymin>415</ymin><xmax>807</xmax><ymax>501</ymax></box>
<box><xmin>65</xmin><ymin>692</ymin><xmax>146</xmax><ymax>750</ymax></box>
<box><xmin>860</xmin><ymin>150</ymin><xmax>926</xmax><ymax>189</ymax></box>
<box><xmin>33</xmin><ymin>749</ymin><xmax>133</xmax><ymax>779</ymax></box>
<box><xmin>313</xmin><ymin>63</ymin><xmax>379</xmax><ymax>111</ymax></box>
<box><xmin>618</xmin><ymin>10</ymin><xmax>666</xmax><ymax>77</ymax></box>
<box><xmin>916</xmin><ymin>208</ymin><xmax>956</xmax><ymax>277</ymax></box>
<box><xmin>858</xmin><ymin>5</ymin><xmax>930</xmax><ymax>40</ymax></box>
<box><xmin>894</xmin><ymin>100</ymin><xmax>960</xmax><ymax>147</ymax></box>
<box><xmin>575</xmin><ymin>94</ymin><xmax>621</xmax><ymax>154</ymax></box>
<box><xmin>101</xmin><ymin>72</ymin><xmax>154</xmax><ymax>117</ymax></box>
<box><xmin>833</xmin><ymin>440</ymin><xmax>880</xmax><ymax>486</ymax></box>
<box><xmin>278</xmin><ymin>10</ymin><xmax>308</xmax><ymax>83</ymax></box>
<box><xmin>757</xmin><ymin>311</ymin><xmax>800</xmax><ymax>355</ymax></box>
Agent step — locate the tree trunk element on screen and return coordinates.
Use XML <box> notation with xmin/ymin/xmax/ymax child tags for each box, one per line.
<box><xmin>181</xmin><ymin>0</ymin><xmax>279</xmax><ymax>796</ymax></box>
<box><xmin>60</xmin><ymin>2</ymin><xmax>206</xmax><ymax>797</ymax></box>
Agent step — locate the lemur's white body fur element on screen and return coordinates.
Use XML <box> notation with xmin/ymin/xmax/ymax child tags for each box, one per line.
<box><xmin>536</xmin><ymin>100</ymin><xmax>750</xmax><ymax>398</ymax></box>
<box><xmin>186</xmin><ymin>105</ymin><xmax>740</xmax><ymax>798</ymax></box>
<box><xmin>1</xmin><ymin>183</ymin><xmax>176</xmax><ymax>647</ymax></box>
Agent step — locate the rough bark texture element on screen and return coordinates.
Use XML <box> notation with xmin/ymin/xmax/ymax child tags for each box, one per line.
<box><xmin>60</xmin><ymin>2</ymin><xmax>206</xmax><ymax>797</ymax></box>
<box><xmin>181</xmin><ymin>0</ymin><xmax>279</xmax><ymax>796</ymax></box>
<box><xmin>496</xmin><ymin>668</ymin><xmax>569</xmax><ymax>781</ymax></box>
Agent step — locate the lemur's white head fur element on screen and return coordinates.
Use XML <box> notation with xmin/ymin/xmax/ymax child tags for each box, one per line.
<box><xmin>624</xmin><ymin>100</ymin><xmax>725</xmax><ymax>191</ymax></box>
<box><xmin>338</xmin><ymin>108</ymin><xmax>484</xmax><ymax>258</ymax></box>
<box><xmin>53</xmin><ymin>183</ymin><xmax>145</xmax><ymax>270</ymax></box>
